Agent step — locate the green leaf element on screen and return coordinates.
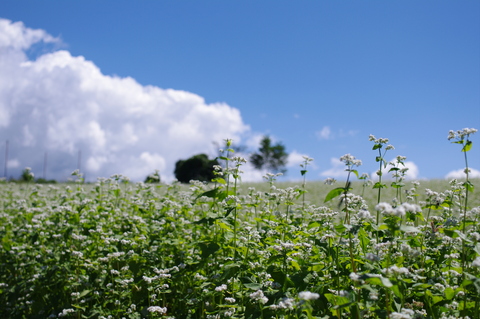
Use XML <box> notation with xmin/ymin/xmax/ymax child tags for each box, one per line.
<box><xmin>198</xmin><ymin>242</ymin><xmax>220</xmax><ymax>259</ymax></box>
<box><xmin>462</xmin><ymin>140</ymin><xmax>472</xmax><ymax>152</ymax></box>
<box><xmin>243</xmin><ymin>283</ymin><xmax>262</xmax><ymax>290</ymax></box>
<box><xmin>198</xmin><ymin>187</ymin><xmax>220</xmax><ymax>199</ymax></box>
<box><xmin>361</xmin><ymin>274</ymin><xmax>393</xmax><ymax>287</ymax></box>
<box><xmin>444</xmin><ymin>287</ymin><xmax>455</xmax><ymax>300</ymax></box>
<box><xmin>324</xmin><ymin>187</ymin><xmax>346</xmax><ymax>203</ymax></box>
<box><xmin>474</xmin><ymin>243</ymin><xmax>480</xmax><ymax>255</ymax></box>
<box><xmin>224</xmin><ymin>206</ymin><xmax>235</xmax><ymax>218</ymax></box>
<box><xmin>391</xmin><ymin>182</ymin><xmax>405</xmax><ymax>189</ymax></box>
<box><xmin>373</xmin><ymin>182</ymin><xmax>387</xmax><ymax>189</ymax></box>
<box><xmin>463</xmin><ymin>181</ymin><xmax>474</xmax><ymax>192</ymax></box>
<box><xmin>391</xmin><ymin>285</ymin><xmax>402</xmax><ymax>299</ymax></box>
<box><xmin>358</xmin><ymin>228</ymin><xmax>369</xmax><ymax>253</ymax></box>
<box><xmin>350</xmin><ymin>169</ymin><xmax>359</xmax><ymax>178</ymax></box>
<box><xmin>300</xmin><ymin>170</ymin><xmax>307</xmax><ymax>176</ymax></box>
<box><xmin>213</xmin><ymin>177</ymin><xmax>227</xmax><ymax>185</ymax></box>
<box><xmin>373</xmin><ymin>144</ymin><xmax>382</xmax><ymax>150</ymax></box>
<box><xmin>334</xmin><ymin>224</ymin><xmax>347</xmax><ymax>233</ymax></box>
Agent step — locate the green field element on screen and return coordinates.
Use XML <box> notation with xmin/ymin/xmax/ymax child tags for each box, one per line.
<box><xmin>1</xmin><ymin>174</ymin><xmax>479</xmax><ymax>319</ymax></box>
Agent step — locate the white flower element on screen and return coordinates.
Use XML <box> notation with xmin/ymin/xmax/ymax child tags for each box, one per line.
<box><xmin>448</xmin><ymin>127</ymin><xmax>477</xmax><ymax>140</ymax></box>
<box><xmin>349</xmin><ymin>272</ymin><xmax>362</xmax><ymax>282</ymax></box>
<box><xmin>389</xmin><ymin>308</ymin><xmax>414</xmax><ymax>319</ymax></box>
<box><xmin>58</xmin><ymin>309</ymin><xmax>75</xmax><ymax>317</ymax></box>
<box><xmin>339</xmin><ymin>154</ymin><xmax>362</xmax><ymax>167</ymax></box>
<box><xmin>147</xmin><ymin>306</ymin><xmax>167</xmax><ymax>314</ymax></box>
<box><xmin>376</xmin><ymin>202</ymin><xmax>394</xmax><ymax>215</ymax></box>
<box><xmin>215</xmin><ymin>284</ymin><xmax>228</xmax><ymax>292</ymax></box>
<box><xmin>298</xmin><ymin>291</ymin><xmax>320</xmax><ymax>300</ymax></box>
<box><xmin>324</xmin><ymin>177</ymin><xmax>336</xmax><ymax>185</ymax></box>
<box><xmin>249</xmin><ymin>290</ymin><xmax>268</xmax><ymax>304</ymax></box>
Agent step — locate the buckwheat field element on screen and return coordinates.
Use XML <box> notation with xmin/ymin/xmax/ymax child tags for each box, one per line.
<box><xmin>1</xmin><ymin>129</ymin><xmax>479</xmax><ymax>319</ymax></box>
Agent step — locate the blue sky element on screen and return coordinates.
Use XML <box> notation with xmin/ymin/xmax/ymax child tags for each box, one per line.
<box><xmin>0</xmin><ymin>1</ymin><xmax>479</xmax><ymax>182</ymax></box>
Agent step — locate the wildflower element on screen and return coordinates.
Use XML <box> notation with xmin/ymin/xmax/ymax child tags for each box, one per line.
<box><xmin>147</xmin><ymin>306</ymin><xmax>167</xmax><ymax>314</ymax></box>
<box><xmin>71</xmin><ymin>251</ymin><xmax>83</xmax><ymax>258</ymax></box>
<box><xmin>339</xmin><ymin>154</ymin><xmax>362</xmax><ymax>167</ymax></box>
<box><xmin>375</xmin><ymin>202</ymin><xmax>394</xmax><ymax>215</ymax></box>
<box><xmin>389</xmin><ymin>308</ymin><xmax>415</xmax><ymax>319</ymax></box>
<box><xmin>324</xmin><ymin>177</ymin><xmax>336</xmax><ymax>185</ymax></box>
<box><xmin>447</xmin><ymin>127</ymin><xmax>477</xmax><ymax>140</ymax></box>
<box><xmin>232</xmin><ymin>156</ymin><xmax>247</xmax><ymax>164</ymax></box>
<box><xmin>224</xmin><ymin>297</ymin><xmax>236</xmax><ymax>303</ymax></box>
<box><xmin>270</xmin><ymin>298</ymin><xmax>295</xmax><ymax>310</ymax></box>
<box><xmin>298</xmin><ymin>291</ymin><xmax>320</xmax><ymax>300</ymax></box>
<box><xmin>249</xmin><ymin>290</ymin><xmax>268</xmax><ymax>304</ymax></box>
<box><xmin>357</xmin><ymin>209</ymin><xmax>371</xmax><ymax>219</ymax></box>
<box><xmin>383</xmin><ymin>265</ymin><xmax>410</xmax><ymax>276</ymax></box>
<box><xmin>215</xmin><ymin>284</ymin><xmax>228</xmax><ymax>292</ymax></box>
<box><xmin>349</xmin><ymin>272</ymin><xmax>362</xmax><ymax>282</ymax></box>
<box><xmin>366</xmin><ymin>253</ymin><xmax>381</xmax><ymax>262</ymax></box>
<box><xmin>58</xmin><ymin>309</ymin><xmax>75</xmax><ymax>317</ymax></box>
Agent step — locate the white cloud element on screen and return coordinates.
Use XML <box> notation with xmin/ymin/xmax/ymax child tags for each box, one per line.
<box><xmin>7</xmin><ymin>159</ymin><xmax>20</xmax><ymax>169</ymax></box>
<box><xmin>445</xmin><ymin>168</ymin><xmax>480</xmax><ymax>180</ymax></box>
<box><xmin>372</xmin><ymin>160</ymin><xmax>420</xmax><ymax>181</ymax></box>
<box><xmin>316</xmin><ymin>126</ymin><xmax>331</xmax><ymax>140</ymax></box>
<box><xmin>0</xmin><ymin>19</ymin><xmax>249</xmax><ymax>182</ymax></box>
<box><xmin>0</xmin><ymin>19</ymin><xmax>59</xmax><ymax>51</ymax></box>
<box><xmin>320</xmin><ymin>157</ymin><xmax>348</xmax><ymax>179</ymax></box>
<box><xmin>404</xmin><ymin>161</ymin><xmax>419</xmax><ymax>180</ymax></box>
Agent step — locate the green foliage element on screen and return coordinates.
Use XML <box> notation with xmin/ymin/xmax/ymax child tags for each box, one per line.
<box><xmin>174</xmin><ymin>153</ymin><xmax>219</xmax><ymax>183</ymax></box>
<box><xmin>250</xmin><ymin>135</ymin><xmax>288</xmax><ymax>173</ymax></box>
<box><xmin>20</xmin><ymin>167</ymin><xmax>35</xmax><ymax>182</ymax></box>
<box><xmin>144</xmin><ymin>169</ymin><xmax>161</xmax><ymax>183</ymax></box>
<box><xmin>35</xmin><ymin>178</ymin><xmax>57</xmax><ymax>184</ymax></box>
<box><xmin>0</xmin><ymin>129</ymin><xmax>478</xmax><ymax>318</ymax></box>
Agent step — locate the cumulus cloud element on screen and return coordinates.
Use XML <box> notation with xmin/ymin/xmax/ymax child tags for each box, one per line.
<box><xmin>371</xmin><ymin>159</ymin><xmax>420</xmax><ymax>181</ymax></box>
<box><xmin>445</xmin><ymin>168</ymin><xmax>480</xmax><ymax>180</ymax></box>
<box><xmin>320</xmin><ymin>157</ymin><xmax>348</xmax><ymax>179</ymax></box>
<box><xmin>0</xmin><ymin>18</ymin><xmax>249</xmax><ymax>181</ymax></box>
<box><xmin>316</xmin><ymin>126</ymin><xmax>331</xmax><ymax>140</ymax></box>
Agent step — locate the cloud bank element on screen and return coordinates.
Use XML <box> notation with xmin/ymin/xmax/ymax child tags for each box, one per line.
<box><xmin>445</xmin><ymin>168</ymin><xmax>480</xmax><ymax>180</ymax></box>
<box><xmin>0</xmin><ymin>19</ymin><xmax>250</xmax><ymax>182</ymax></box>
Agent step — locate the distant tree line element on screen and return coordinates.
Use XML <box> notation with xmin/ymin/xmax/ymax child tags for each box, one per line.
<box><xmin>159</xmin><ymin>135</ymin><xmax>288</xmax><ymax>184</ymax></box>
<box><xmin>1</xmin><ymin>136</ymin><xmax>288</xmax><ymax>184</ymax></box>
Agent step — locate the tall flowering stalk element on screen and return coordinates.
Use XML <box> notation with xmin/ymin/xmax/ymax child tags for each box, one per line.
<box><xmin>299</xmin><ymin>156</ymin><xmax>314</xmax><ymax>210</ymax></box>
<box><xmin>447</xmin><ymin>128</ymin><xmax>477</xmax><ymax>234</ymax></box>
<box><xmin>448</xmin><ymin>127</ymin><xmax>477</xmax><ymax>314</ymax></box>
<box><xmin>369</xmin><ymin>135</ymin><xmax>394</xmax><ymax>221</ymax></box>
<box><xmin>388</xmin><ymin>155</ymin><xmax>408</xmax><ymax>204</ymax></box>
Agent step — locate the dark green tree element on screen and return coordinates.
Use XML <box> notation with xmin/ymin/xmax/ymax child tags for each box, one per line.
<box><xmin>20</xmin><ymin>167</ymin><xmax>35</xmax><ymax>182</ymax></box>
<box><xmin>174</xmin><ymin>154</ymin><xmax>219</xmax><ymax>183</ymax></box>
<box><xmin>144</xmin><ymin>170</ymin><xmax>161</xmax><ymax>183</ymax></box>
<box><xmin>250</xmin><ymin>136</ymin><xmax>288</xmax><ymax>173</ymax></box>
